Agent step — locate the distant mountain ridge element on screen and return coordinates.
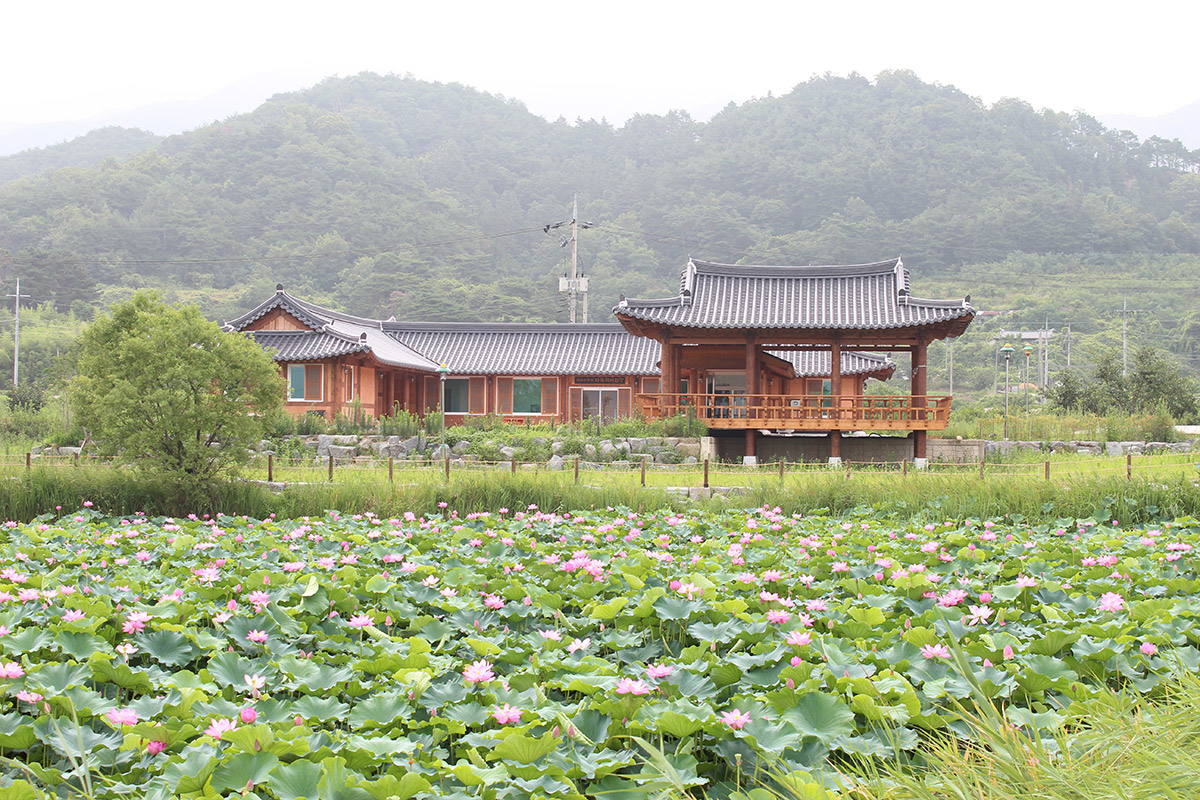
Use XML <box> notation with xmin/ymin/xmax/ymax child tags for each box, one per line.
<box><xmin>1100</xmin><ymin>98</ymin><xmax>1200</xmax><ymax>149</ymax></box>
<box><xmin>0</xmin><ymin>71</ymin><xmax>1197</xmax><ymax>335</ymax></box>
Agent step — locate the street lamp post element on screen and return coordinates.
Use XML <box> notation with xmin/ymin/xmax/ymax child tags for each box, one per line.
<box><xmin>1000</xmin><ymin>344</ymin><xmax>1015</xmax><ymax>440</ymax></box>
<box><xmin>436</xmin><ymin>364</ymin><xmax>450</xmax><ymax>457</ymax></box>
<box><xmin>1023</xmin><ymin>343</ymin><xmax>1033</xmax><ymax>418</ymax></box>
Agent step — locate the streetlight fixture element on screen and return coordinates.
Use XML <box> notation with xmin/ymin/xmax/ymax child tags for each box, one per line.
<box><xmin>436</xmin><ymin>364</ymin><xmax>450</xmax><ymax>457</ymax></box>
<box><xmin>999</xmin><ymin>344</ymin><xmax>1015</xmax><ymax>440</ymax></box>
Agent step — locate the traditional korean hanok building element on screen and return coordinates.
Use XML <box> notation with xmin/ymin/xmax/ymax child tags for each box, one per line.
<box><xmin>225</xmin><ymin>281</ymin><xmax>909</xmax><ymax>436</ymax></box>
<box><xmin>613</xmin><ymin>258</ymin><xmax>974</xmax><ymax>464</ymax></box>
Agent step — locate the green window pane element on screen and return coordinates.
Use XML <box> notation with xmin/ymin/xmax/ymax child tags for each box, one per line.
<box><xmin>289</xmin><ymin>365</ymin><xmax>306</xmax><ymax>400</ymax></box>
<box><xmin>512</xmin><ymin>379</ymin><xmax>542</xmax><ymax>414</ymax></box>
<box><xmin>443</xmin><ymin>378</ymin><xmax>470</xmax><ymax>413</ymax></box>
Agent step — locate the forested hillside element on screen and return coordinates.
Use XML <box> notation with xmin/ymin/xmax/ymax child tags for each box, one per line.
<box><xmin>1</xmin><ymin>71</ymin><xmax>1198</xmax><ymax>397</ymax></box>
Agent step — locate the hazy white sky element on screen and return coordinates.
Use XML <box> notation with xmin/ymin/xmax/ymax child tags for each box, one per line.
<box><xmin>6</xmin><ymin>1</ymin><xmax>1197</xmax><ymax>127</ymax></box>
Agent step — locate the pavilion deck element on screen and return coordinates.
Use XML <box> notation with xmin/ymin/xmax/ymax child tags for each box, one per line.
<box><xmin>635</xmin><ymin>393</ymin><xmax>952</xmax><ymax>431</ymax></box>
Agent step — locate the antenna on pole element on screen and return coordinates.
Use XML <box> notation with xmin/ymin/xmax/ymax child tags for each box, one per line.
<box><xmin>545</xmin><ymin>194</ymin><xmax>592</xmax><ymax>323</ymax></box>
<box><xmin>6</xmin><ymin>279</ymin><xmax>30</xmax><ymax>386</ymax></box>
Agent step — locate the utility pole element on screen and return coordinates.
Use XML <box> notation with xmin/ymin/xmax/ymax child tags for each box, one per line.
<box><xmin>1117</xmin><ymin>296</ymin><xmax>1143</xmax><ymax>377</ymax></box>
<box><xmin>6</xmin><ymin>280</ymin><xmax>30</xmax><ymax>386</ymax></box>
<box><xmin>546</xmin><ymin>195</ymin><xmax>592</xmax><ymax>323</ymax></box>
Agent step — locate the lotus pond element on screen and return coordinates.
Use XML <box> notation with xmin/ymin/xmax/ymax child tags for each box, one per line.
<box><xmin>0</xmin><ymin>503</ymin><xmax>1197</xmax><ymax>799</ymax></box>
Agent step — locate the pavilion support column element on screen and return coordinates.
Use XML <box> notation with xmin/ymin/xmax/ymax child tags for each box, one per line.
<box><xmin>659</xmin><ymin>332</ymin><xmax>675</xmax><ymax>417</ymax></box>
<box><xmin>912</xmin><ymin>338</ymin><xmax>929</xmax><ymax>468</ymax></box>
<box><xmin>744</xmin><ymin>334</ymin><xmax>759</xmax><ymax>465</ymax></box>
<box><xmin>829</xmin><ymin>340</ymin><xmax>842</xmax><ymax>465</ymax></box>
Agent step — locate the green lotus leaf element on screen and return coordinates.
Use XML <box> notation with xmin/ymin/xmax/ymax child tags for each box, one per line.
<box><xmin>348</xmin><ymin>691</ymin><xmax>412</xmax><ymax>729</ymax></box>
<box><xmin>780</xmin><ymin>692</ymin><xmax>856</xmax><ymax>746</ymax></box>
<box><xmin>491</xmin><ymin>730</ymin><xmax>561</xmax><ymax>764</ymax></box>
<box><xmin>209</xmin><ymin>752</ymin><xmax>279</xmax><ymax>794</ymax></box>
<box><xmin>136</xmin><ymin>629</ymin><xmax>200</xmax><ymax>667</ymax></box>
<box><xmin>359</xmin><ymin>772</ymin><xmax>432</xmax><ymax>800</ymax></box>
<box><xmin>266</xmin><ymin>758</ymin><xmax>324</xmax><ymax>800</ymax></box>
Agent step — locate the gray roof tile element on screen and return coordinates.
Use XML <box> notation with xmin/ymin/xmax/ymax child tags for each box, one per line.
<box><xmin>616</xmin><ymin>258</ymin><xmax>973</xmax><ymax>332</ymax></box>
<box><xmin>387</xmin><ymin>325</ymin><xmax>660</xmax><ymax>376</ymax></box>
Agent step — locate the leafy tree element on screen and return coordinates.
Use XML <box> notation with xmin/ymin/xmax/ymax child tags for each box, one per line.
<box><xmin>70</xmin><ymin>292</ymin><xmax>284</xmax><ymax>484</ymax></box>
<box><xmin>1048</xmin><ymin>346</ymin><xmax>1197</xmax><ymax>421</ymax></box>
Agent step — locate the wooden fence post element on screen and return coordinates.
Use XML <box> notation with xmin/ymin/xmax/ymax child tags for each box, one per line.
<box><xmin>978</xmin><ymin>458</ymin><xmax>985</xmax><ymax>480</ymax></box>
<box><xmin>1127</xmin><ymin>453</ymin><xmax>1132</xmax><ymax>480</ymax></box>
<box><xmin>26</xmin><ymin>453</ymin><xmax>31</xmax><ymax>472</ymax></box>
<box><xmin>510</xmin><ymin>457</ymin><xmax>517</xmax><ymax>475</ymax></box>
<box><xmin>1044</xmin><ymin>460</ymin><xmax>1050</xmax><ymax>481</ymax></box>
<box><xmin>446</xmin><ymin>453</ymin><xmax>452</xmax><ymax>480</ymax></box>
<box><xmin>574</xmin><ymin>456</ymin><xmax>580</xmax><ymax>484</ymax></box>
<box><xmin>328</xmin><ymin>454</ymin><xmax>334</xmax><ymax>481</ymax></box>
<box><xmin>388</xmin><ymin>457</ymin><xmax>394</xmax><ymax>483</ymax></box>
<box><xmin>641</xmin><ymin>456</ymin><xmax>647</xmax><ymax>487</ymax></box>
<box><xmin>267</xmin><ymin>453</ymin><xmax>273</xmax><ymax>483</ymax></box>
<box><xmin>902</xmin><ymin>459</ymin><xmax>908</xmax><ymax>478</ymax></box>
<box><xmin>778</xmin><ymin>458</ymin><xmax>785</xmax><ymax>481</ymax></box>
<box><xmin>703</xmin><ymin>458</ymin><xmax>710</xmax><ymax>489</ymax></box>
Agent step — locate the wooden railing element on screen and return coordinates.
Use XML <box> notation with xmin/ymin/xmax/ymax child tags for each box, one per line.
<box><xmin>635</xmin><ymin>393</ymin><xmax>953</xmax><ymax>431</ymax></box>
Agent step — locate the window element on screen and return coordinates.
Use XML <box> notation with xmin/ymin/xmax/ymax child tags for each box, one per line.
<box><xmin>581</xmin><ymin>389</ymin><xmax>619</xmax><ymax>425</ymax></box>
<box><xmin>443</xmin><ymin>378</ymin><xmax>470</xmax><ymax>413</ymax></box>
<box><xmin>288</xmin><ymin>364</ymin><xmax>322</xmax><ymax>401</ymax></box>
<box><xmin>344</xmin><ymin>365</ymin><xmax>355</xmax><ymax>402</ymax></box>
<box><xmin>512</xmin><ymin>378</ymin><xmax>542</xmax><ymax>414</ymax></box>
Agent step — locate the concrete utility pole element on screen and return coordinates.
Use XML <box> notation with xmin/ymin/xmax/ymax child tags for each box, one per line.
<box><xmin>6</xmin><ymin>280</ymin><xmax>30</xmax><ymax>386</ymax></box>
<box><xmin>546</xmin><ymin>195</ymin><xmax>592</xmax><ymax>323</ymax></box>
<box><xmin>1117</xmin><ymin>296</ymin><xmax>1143</xmax><ymax>377</ymax></box>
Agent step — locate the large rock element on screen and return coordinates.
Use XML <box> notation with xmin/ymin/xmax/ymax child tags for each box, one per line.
<box><xmin>327</xmin><ymin>445</ymin><xmax>357</xmax><ymax>461</ymax></box>
<box><xmin>547</xmin><ymin>454</ymin><xmax>565</xmax><ymax>471</ymax></box>
<box><xmin>452</xmin><ymin>440</ymin><xmax>472</xmax><ymax>455</ymax></box>
<box><xmin>317</xmin><ymin>434</ymin><xmax>359</xmax><ymax>456</ymax></box>
<box><xmin>428</xmin><ymin>444</ymin><xmax>452</xmax><ymax>461</ymax></box>
<box><xmin>675</xmin><ymin>442</ymin><xmax>701</xmax><ymax>458</ymax></box>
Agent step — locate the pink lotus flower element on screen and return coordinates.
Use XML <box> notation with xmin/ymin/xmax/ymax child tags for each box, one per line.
<box><xmin>615</xmin><ymin>677</ymin><xmax>652</xmax><ymax>695</ymax></box>
<box><xmin>786</xmin><ymin>630</ymin><xmax>812</xmax><ymax>647</ymax></box>
<box><xmin>62</xmin><ymin>609</ymin><xmax>85</xmax><ymax>622</ymax></box>
<box><xmin>0</xmin><ymin>662</ymin><xmax>24</xmax><ymax>679</ymax></box>
<box><xmin>921</xmin><ymin>643</ymin><xmax>951</xmax><ymax>660</ymax></box>
<box><xmin>538</xmin><ymin>629</ymin><xmax>563</xmax><ymax>641</ymax></box>
<box><xmin>1097</xmin><ymin>592</ymin><xmax>1125</xmax><ymax>613</ymax></box>
<box><xmin>347</xmin><ymin>614</ymin><xmax>373</xmax><ymax>628</ymax></box>
<box><xmin>721</xmin><ymin>709</ymin><xmax>751</xmax><ymax>730</ymax></box>
<box><xmin>966</xmin><ymin>605</ymin><xmax>994</xmax><ymax>626</ymax></box>
<box><xmin>645</xmin><ymin>663</ymin><xmax>674</xmax><ymax>679</ymax></box>
<box><xmin>15</xmin><ymin>690</ymin><xmax>41</xmax><ymax>703</ymax></box>
<box><xmin>240</xmin><ymin>707</ymin><xmax>258</xmax><ymax>724</ymax></box>
<box><xmin>567</xmin><ymin>637</ymin><xmax>591</xmax><ymax>653</ymax></box>
<box><xmin>107</xmin><ymin>708</ymin><xmax>139</xmax><ymax>726</ymax></box>
<box><xmin>146</xmin><ymin>740</ymin><xmax>167</xmax><ymax>755</ymax></box>
<box><xmin>1016</xmin><ymin>575</ymin><xmax>1038</xmax><ymax>588</ymax></box>
<box><xmin>245</xmin><ymin>629</ymin><xmax>269</xmax><ymax>643</ymax></box>
<box><xmin>1140</xmin><ymin>641</ymin><xmax>1158</xmax><ymax>656</ymax></box>
<box><xmin>463</xmin><ymin>660</ymin><xmax>494</xmax><ymax>684</ymax></box>
<box><xmin>1003</xmin><ymin>644</ymin><xmax>1015</xmax><ymax>660</ymax></box>
<box><xmin>491</xmin><ymin>703</ymin><xmax>522</xmax><ymax>724</ymax></box>
<box><xmin>766</xmin><ymin>609</ymin><xmax>792</xmax><ymax>624</ymax></box>
<box><xmin>204</xmin><ymin>717</ymin><xmax>238</xmax><ymax>738</ymax></box>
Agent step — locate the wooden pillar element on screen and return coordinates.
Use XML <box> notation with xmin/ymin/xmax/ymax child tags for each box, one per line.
<box><xmin>830</xmin><ymin>340</ymin><xmax>842</xmax><ymax>421</ymax></box>
<box><xmin>830</xmin><ymin>430</ymin><xmax>841</xmax><ymax>460</ymax></box>
<box><xmin>745</xmin><ymin>334</ymin><xmax>758</xmax><ymax>459</ymax></box>
<box><xmin>659</xmin><ymin>332</ymin><xmax>674</xmax><ymax>416</ymax></box>
<box><xmin>912</xmin><ymin>338</ymin><xmax>928</xmax><ymax>461</ymax></box>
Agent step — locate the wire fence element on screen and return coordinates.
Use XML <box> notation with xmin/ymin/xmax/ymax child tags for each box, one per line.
<box><xmin>7</xmin><ymin>450</ymin><xmax>1200</xmax><ymax>488</ymax></box>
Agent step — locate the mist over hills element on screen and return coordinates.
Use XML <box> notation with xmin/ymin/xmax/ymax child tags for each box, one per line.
<box><xmin>0</xmin><ymin>70</ymin><xmax>1198</xmax><ymax>395</ymax></box>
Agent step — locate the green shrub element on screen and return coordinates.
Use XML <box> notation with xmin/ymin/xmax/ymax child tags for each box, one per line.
<box><xmin>7</xmin><ymin>382</ymin><xmax>45</xmax><ymax>413</ymax></box>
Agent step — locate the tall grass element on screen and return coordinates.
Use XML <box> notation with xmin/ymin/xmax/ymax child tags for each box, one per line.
<box><xmin>844</xmin><ymin>675</ymin><xmax>1200</xmax><ymax>800</ymax></box>
<box><xmin>3</xmin><ymin>464</ymin><xmax>1199</xmax><ymax>524</ymax></box>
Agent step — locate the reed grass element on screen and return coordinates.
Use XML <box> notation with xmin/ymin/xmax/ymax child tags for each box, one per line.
<box><xmin>3</xmin><ymin>461</ymin><xmax>1199</xmax><ymax>525</ymax></box>
<box><xmin>843</xmin><ymin>675</ymin><xmax>1200</xmax><ymax>800</ymax></box>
